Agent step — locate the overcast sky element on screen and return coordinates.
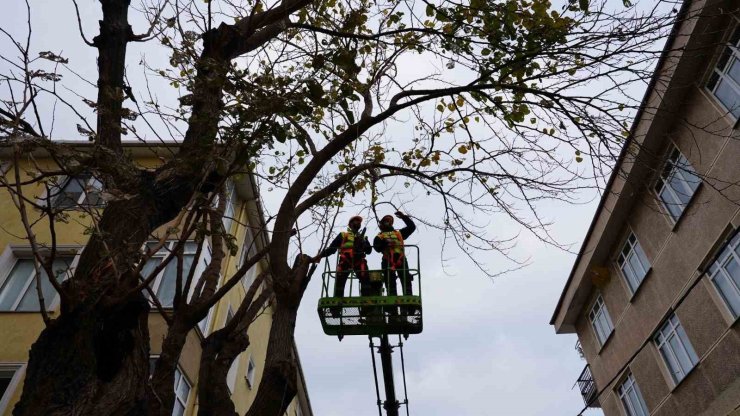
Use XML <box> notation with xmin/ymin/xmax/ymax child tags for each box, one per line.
<box><xmin>292</xmin><ymin>191</ymin><xmax>603</xmax><ymax>416</ymax></box>
<box><xmin>0</xmin><ymin>1</ymin><xmax>651</xmax><ymax>414</ymax></box>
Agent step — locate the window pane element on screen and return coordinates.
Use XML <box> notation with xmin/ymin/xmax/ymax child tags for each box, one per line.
<box><xmin>621</xmin><ymin>263</ymin><xmax>639</xmax><ymax>292</ymax></box>
<box><xmin>0</xmin><ymin>260</ymin><xmax>34</xmax><ymax>310</ymax></box>
<box><xmin>656</xmin><ymin>315</ymin><xmax>698</xmax><ymax>384</ymax></box>
<box><xmin>633</xmin><ymin>241</ymin><xmax>650</xmax><ymax>272</ymax></box>
<box><xmin>676</xmin><ymin>324</ymin><xmax>699</xmax><ymax>365</ymax></box>
<box><xmin>659</xmin><ymin>344</ymin><xmax>682</xmax><ymax>382</ymax></box>
<box><xmin>222</xmin><ymin>183</ymin><xmax>236</xmax><ymax>234</ymax></box>
<box><xmin>176</xmin><ymin>376</ymin><xmax>190</xmax><ymax>401</ymax></box>
<box><xmin>141</xmin><ymin>258</ymin><xmax>161</xmax><ymax>280</ymax></box>
<box><xmin>628</xmin><ymin>253</ymin><xmax>647</xmax><ymax>283</ymax></box>
<box><xmin>729</xmin><ymin>57</ymin><xmax>740</xmax><ymax>85</ymax></box>
<box><xmin>82</xmin><ymin>177</ymin><xmax>103</xmax><ymax>206</ymax></box>
<box><xmin>172</xmin><ymin>401</ymin><xmax>184</xmax><ymax>416</ymax></box>
<box><xmin>55</xmin><ymin>177</ymin><xmax>86</xmax><ymax>209</ymax></box>
<box><xmin>158</xmin><ymin>254</ymin><xmax>194</xmax><ymax>307</ymax></box>
<box><xmin>709</xmin><ymin>234</ymin><xmax>740</xmax><ymax>318</ymax></box>
<box><xmin>627</xmin><ymin>389</ymin><xmax>645</xmax><ymax>416</ymax></box>
<box><xmin>713</xmin><ymin>273</ymin><xmax>740</xmax><ymax>317</ymax></box>
<box><xmin>715</xmin><ymin>78</ymin><xmax>740</xmax><ymax>118</ymax></box>
<box><xmin>725</xmin><ymin>255</ymin><xmax>740</xmax><ymax>286</ymax></box>
<box><xmin>668</xmin><ymin>336</ymin><xmax>693</xmax><ymax>378</ymax></box>
<box><xmin>668</xmin><ymin>172</ymin><xmax>694</xmax><ymax>205</ymax></box>
<box><xmin>16</xmin><ymin>258</ymin><xmax>70</xmax><ymax>311</ymax></box>
<box><xmin>659</xmin><ymin>187</ymin><xmax>684</xmax><ymax>219</ymax></box>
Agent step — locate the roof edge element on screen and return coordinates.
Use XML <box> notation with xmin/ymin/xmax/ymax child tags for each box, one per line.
<box><xmin>549</xmin><ymin>0</ymin><xmax>694</xmax><ymax>327</ymax></box>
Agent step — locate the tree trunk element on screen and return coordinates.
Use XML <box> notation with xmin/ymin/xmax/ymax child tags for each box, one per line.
<box><xmin>244</xmin><ymin>303</ymin><xmax>299</xmax><ymax>416</ymax></box>
<box><xmin>197</xmin><ymin>332</ymin><xmax>246</xmax><ymax>416</ymax></box>
<box><xmin>13</xmin><ymin>294</ymin><xmax>150</xmax><ymax>416</ymax></box>
<box><xmin>148</xmin><ymin>320</ymin><xmax>190</xmax><ymax>416</ymax></box>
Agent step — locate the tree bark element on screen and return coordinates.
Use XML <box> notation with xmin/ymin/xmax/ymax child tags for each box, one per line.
<box><xmin>94</xmin><ymin>0</ymin><xmax>132</xmax><ymax>152</ymax></box>
<box><xmin>197</xmin><ymin>331</ymin><xmax>245</xmax><ymax>416</ymax></box>
<box><xmin>148</xmin><ymin>320</ymin><xmax>190</xmax><ymax>416</ymax></box>
<box><xmin>13</xmin><ymin>293</ymin><xmax>150</xmax><ymax>416</ymax></box>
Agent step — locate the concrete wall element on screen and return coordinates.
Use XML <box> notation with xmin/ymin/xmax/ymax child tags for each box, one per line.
<box><xmin>574</xmin><ymin>40</ymin><xmax>740</xmax><ymax>416</ymax></box>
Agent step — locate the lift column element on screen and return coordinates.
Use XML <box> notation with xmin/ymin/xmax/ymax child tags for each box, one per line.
<box><xmin>379</xmin><ymin>334</ymin><xmax>400</xmax><ymax>416</ymax></box>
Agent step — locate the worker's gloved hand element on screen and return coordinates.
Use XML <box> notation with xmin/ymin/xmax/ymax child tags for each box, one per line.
<box><xmin>310</xmin><ymin>255</ymin><xmax>322</xmax><ymax>264</ymax></box>
<box><xmin>395</xmin><ymin>211</ymin><xmax>406</xmax><ymax>218</ymax></box>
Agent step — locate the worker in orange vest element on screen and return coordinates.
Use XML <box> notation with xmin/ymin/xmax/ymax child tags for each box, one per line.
<box><xmin>313</xmin><ymin>216</ymin><xmax>376</xmax><ymax>302</ymax></box>
<box><xmin>373</xmin><ymin>211</ymin><xmax>416</xmax><ymax>305</ymax></box>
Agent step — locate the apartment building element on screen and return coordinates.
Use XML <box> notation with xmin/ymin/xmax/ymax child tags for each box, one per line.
<box><xmin>0</xmin><ymin>142</ymin><xmax>312</xmax><ymax>416</ymax></box>
<box><xmin>551</xmin><ymin>1</ymin><xmax>740</xmax><ymax>416</ymax></box>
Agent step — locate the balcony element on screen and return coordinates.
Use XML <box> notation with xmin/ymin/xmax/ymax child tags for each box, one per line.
<box><xmin>575</xmin><ymin>365</ymin><xmax>600</xmax><ymax>408</ymax></box>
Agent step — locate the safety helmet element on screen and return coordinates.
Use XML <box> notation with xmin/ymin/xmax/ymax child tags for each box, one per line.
<box><xmin>380</xmin><ymin>215</ymin><xmax>394</xmax><ymax>225</ymax></box>
<box><xmin>348</xmin><ymin>215</ymin><xmax>363</xmax><ymax>225</ymax></box>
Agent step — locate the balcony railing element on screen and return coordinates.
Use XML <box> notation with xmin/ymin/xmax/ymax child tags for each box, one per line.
<box><xmin>576</xmin><ymin>365</ymin><xmax>600</xmax><ymax>408</ymax></box>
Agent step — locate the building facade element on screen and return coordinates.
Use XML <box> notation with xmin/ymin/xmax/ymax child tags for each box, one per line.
<box><xmin>0</xmin><ymin>142</ymin><xmax>312</xmax><ymax>416</ymax></box>
<box><xmin>551</xmin><ymin>1</ymin><xmax>740</xmax><ymax>416</ymax></box>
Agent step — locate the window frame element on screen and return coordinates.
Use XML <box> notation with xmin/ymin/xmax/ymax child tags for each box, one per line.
<box><xmin>149</xmin><ymin>356</ymin><xmax>191</xmax><ymax>416</ymax></box>
<box><xmin>240</xmin><ymin>227</ymin><xmax>259</xmax><ymax>292</ymax></box>
<box><xmin>706</xmin><ymin>230</ymin><xmax>740</xmax><ymax>320</ymax></box>
<box><xmin>0</xmin><ymin>247</ymin><xmax>79</xmax><ymax>312</ymax></box>
<box><xmin>705</xmin><ymin>22</ymin><xmax>740</xmax><ymax>121</ymax></box>
<box><xmin>0</xmin><ymin>363</ymin><xmax>25</xmax><ymax>415</ymax></box>
<box><xmin>221</xmin><ymin>181</ymin><xmax>237</xmax><ymax>235</ymax></box>
<box><xmin>653</xmin><ymin>146</ymin><xmax>701</xmax><ymax>223</ymax></box>
<box><xmin>589</xmin><ymin>295</ymin><xmax>614</xmax><ymax>348</ymax></box>
<box><xmin>172</xmin><ymin>365</ymin><xmax>191</xmax><ymax>416</ymax></box>
<box><xmin>51</xmin><ymin>174</ymin><xmax>104</xmax><ymax>210</ymax></box>
<box><xmin>653</xmin><ymin>314</ymin><xmax>699</xmax><ymax>386</ymax></box>
<box><xmin>616</xmin><ymin>232</ymin><xmax>651</xmax><ymax>295</ymax></box>
<box><xmin>141</xmin><ymin>240</ymin><xmax>211</xmax><ymax>309</ymax></box>
<box><xmin>617</xmin><ymin>372</ymin><xmax>650</xmax><ymax>416</ymax></box>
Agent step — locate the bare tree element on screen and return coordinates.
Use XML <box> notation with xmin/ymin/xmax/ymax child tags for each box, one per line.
<box><xmin>0</xmin><ymin>0</ymin><xmax>701</xmax><ymax>415</ymax></box>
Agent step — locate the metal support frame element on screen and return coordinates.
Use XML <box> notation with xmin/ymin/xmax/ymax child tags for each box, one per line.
<box><xmin>369</xmin><ymin>335</ymin><xmax>410</xmax><ymax>416</ymax></box>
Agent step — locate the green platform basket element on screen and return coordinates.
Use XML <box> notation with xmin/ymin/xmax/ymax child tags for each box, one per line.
<box><xmin>316</xmin><ymin>245</ymin><xmax>423</xmax><ymax>338</ymax></box>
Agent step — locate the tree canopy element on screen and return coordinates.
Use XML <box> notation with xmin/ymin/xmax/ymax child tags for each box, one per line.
<box><xmin>0</xmin><ymin>0</ymin><xmax>680</xmax><ymax>415</ymax></box>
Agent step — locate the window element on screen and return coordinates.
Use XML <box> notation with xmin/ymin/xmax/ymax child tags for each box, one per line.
<box><xmin>654</xmin><ymin>147</ymin><xmax>701</xmax><ymax>221</ymax></box>
<box><xmin>0</xmin><ymin>364</ymin><xmax>23</xmax><ymax>414</ymax></box>
<box><xmin>618</xmin><ymin>373</ymin><xmax>649</xmax><ymax>416</ymax></box>
<box><xmin>52</xmin><ymin>174</ymin><xmax>103</xmax><ymax>209</ymax></box>
<box><xmin>240</xmin><ymin>228</ymin><xmax>259</xmax><ymax>291</ymax></box>
<box><xmin>589</xmin><ymin>295</ymin><xmax>614</xmax><ymax>346</ymax></box>
<box><xmin>222</xmin><ymin>182</ymin><xmax>236</xmax><ymax>234</ymax></box>
<box><xmin>149</xmin><ymin>358</ymin><xmax>191</xmax><ymax>416</ymax></box>
<box><xmin>654</xmin><ymin>314</ymin><xmax>699</xmax><ymax>384</ymax></box>
<box><xmin>617</xmin><ymin>233</ymin><xmax>651</xmax><ymax>294</ymax></box>
<box><xmin>707</xmin><ymin>25</ymin><xmax>740</xmax><ymax>119</ymax></box>
<box><xmin>141</xmin><ymin>241</ymin><xmax>210</xmax><ymax>308</ymax></box>
<box><xmin>0</xmin><ymin>256</ymin><xmax>73</xmax><ymax>311</ymax></box>
<box><xmin>173</xmin><ymin>366</ymin><xmax>191</xmax><ymax>416</ymax></box>
<box><xmin>246</xmin><ymin>355</ymin><xmax>256</xmax><ymax>388</ymax></box>
<box><xmin>708</xmin><ymin>231</ymin><xmax>740</xmax><ymax>318</ymax></box>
